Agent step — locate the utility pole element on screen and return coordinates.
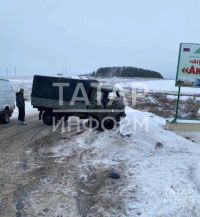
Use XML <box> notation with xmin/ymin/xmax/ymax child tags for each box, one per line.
<box><xmin>6</xmin><ymin>66</ymin><xmax>8</xmax><ymax>77</ymax></box>
<box><xmin>14</xmin><ymin>66</ymin><xmax>17</xmax><ymax>77</ymax></box>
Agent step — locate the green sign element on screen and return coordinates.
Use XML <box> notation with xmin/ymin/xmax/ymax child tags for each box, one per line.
<box><xmin>176</xmin><ymin>43</ymin><xmax>200</xmax><ymax>87</ymax></box>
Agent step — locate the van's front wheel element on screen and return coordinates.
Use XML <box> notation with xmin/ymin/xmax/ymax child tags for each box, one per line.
<box><xmin>1</xmin><ymin>110</ymin><xmax>10</xmax><ymax>124</ymax></box>
<box><xmin>42</xmin><ymin>112</ymin><xmax>57</xmax><ymax>126</ymax></box>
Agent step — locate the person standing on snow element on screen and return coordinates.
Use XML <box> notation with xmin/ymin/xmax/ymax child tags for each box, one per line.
<box><xmin>16</xmin><ymin>88</ymin><xmax>27</xmax><ymax>125</ymax></box>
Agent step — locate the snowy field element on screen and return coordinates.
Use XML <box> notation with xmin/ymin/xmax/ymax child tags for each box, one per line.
<box><xmin>10</xmin><ymin>77</ymin><xmax>33</xmax><ymax>99</ymax></box>
<box><xmin>99</xmin><ymin>77</ymin><xmax>200</xmax><ymax>95</ymax></box>
<box><xmin>9</xmin><ymin>76</ymin><xmax>200</xmax><ymax>96</ymax></box>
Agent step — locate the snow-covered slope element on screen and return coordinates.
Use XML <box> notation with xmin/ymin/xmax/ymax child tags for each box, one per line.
<box><xmin>62</xmin><ymin>107</ymin><xmax>200</xmax><ymax>216</ymax></box>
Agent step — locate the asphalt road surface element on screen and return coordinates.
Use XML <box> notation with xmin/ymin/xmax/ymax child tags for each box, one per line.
<box><xmin>0</xmin><ymin>115</ymin><xmax>85</xmax><ymax>217</ymax></box>
<box><xmin>0</xmin><ymin>115</ymin><xmax>125</xmax><ymax>217</ymax></box>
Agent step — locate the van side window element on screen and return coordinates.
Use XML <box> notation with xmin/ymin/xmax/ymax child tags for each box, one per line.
<box><xmin>0</xmin><ymin>80</ymin><xmax>12</xmax><ymax>92</ymax></box>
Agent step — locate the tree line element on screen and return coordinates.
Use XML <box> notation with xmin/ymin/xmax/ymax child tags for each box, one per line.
<box><xmin>91</xmin><ymin>67</ymin><xmax>163</xmax><ymax>79</ymax></box>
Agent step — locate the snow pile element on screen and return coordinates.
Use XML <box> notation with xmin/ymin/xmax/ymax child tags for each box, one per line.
<box><xmin>62</xmin><ymin>107</ymin><xmax>200</xmax><ymax>216</ymax></box>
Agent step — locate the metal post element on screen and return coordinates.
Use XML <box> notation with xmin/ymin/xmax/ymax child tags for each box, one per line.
<box><xmin>6</xmin><ymin>66</ymin><xmax>8</xmax><ymax>77</ymax></box>
<box><xmin>173</xmin><ymin>86</ymin><xmax>181</xmax><ymax>122</ymax></box>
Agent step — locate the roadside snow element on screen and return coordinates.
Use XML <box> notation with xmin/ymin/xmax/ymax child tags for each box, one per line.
<box><xmin>12</xmin><ymin>101</ymin><xmax>38</xmax><ymax>118</ymax></box>
<box><xmin>121</xmin><ymin>108</ymin><xmax>200</xmax><ymax>216</ymax></box>
<box><xmin>53</xmin><ymin>107</ymin><xmax>200</xmax><ymax>216</ymax></box>
<box><xmin>8</xmin><ymin>77</ymin><xmax>38</xmax><ymax>119</ymax></box>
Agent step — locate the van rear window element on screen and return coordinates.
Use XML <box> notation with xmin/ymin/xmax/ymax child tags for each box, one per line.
<box><xmin>0</xmin><ymin>80</ymin><xmax>12</xmax><ymax>92</ymax></box>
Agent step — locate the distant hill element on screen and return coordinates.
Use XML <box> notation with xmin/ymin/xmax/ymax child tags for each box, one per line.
<box><xmin>90</xmin><ymin>67</ymin><xmax>163</xmax><ymax>79</ymax></box>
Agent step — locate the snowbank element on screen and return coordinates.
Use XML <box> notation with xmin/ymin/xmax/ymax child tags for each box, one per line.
<box><xmin>55</xmin><ymin>107</ymin><xmax>200</xmax><ymax>216</ymax></box>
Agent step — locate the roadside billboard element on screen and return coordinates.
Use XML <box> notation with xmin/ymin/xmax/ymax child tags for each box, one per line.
<box><xmin>176</xmin><ymin>43</ymin><xmax>200</xmax><ymax>87</ymax></box>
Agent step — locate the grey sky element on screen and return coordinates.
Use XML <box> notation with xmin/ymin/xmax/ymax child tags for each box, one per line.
<box><xmin>0</xmin><ymin>0</ymin><xmax>199</xmax><ymax>78</ymax></box>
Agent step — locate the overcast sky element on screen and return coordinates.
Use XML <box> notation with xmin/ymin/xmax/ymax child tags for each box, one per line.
<box><xmin>0</xmin><ymin>0</ymin><xmax>200</xmax><ymax>78</ymax></box>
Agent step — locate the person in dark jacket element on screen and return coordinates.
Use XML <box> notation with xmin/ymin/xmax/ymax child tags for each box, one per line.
<box><xmin>16</xmin><ymin>88</ymin><xmax>27</xmax><ymax>125</ymax></box>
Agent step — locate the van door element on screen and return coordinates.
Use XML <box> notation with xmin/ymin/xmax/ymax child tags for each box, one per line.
<box><xmin>0</xmin><ymin>80</ymin><xmax>15</xmax><ymax>113</ymax></box>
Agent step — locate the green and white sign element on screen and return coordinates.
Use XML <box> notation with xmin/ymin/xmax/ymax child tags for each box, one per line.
<box><xmin>176</xmin><ymin>43</ymin><xmax>200</xmax><ymax>87</ymax></box>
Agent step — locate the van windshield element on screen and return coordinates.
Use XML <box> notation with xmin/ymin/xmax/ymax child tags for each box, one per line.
<box><xmin>0</xmin><ymin>80</ymin><xmax>12</xmax><ymax>92</ymax></box>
